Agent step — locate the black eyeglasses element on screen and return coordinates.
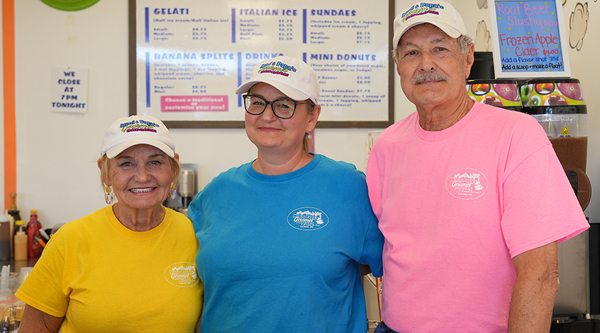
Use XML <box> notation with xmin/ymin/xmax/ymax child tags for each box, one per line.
<box><xmin>243</xmin><ymin>94</ymin><xmax>310</xmax><ymax>119</ymax></box>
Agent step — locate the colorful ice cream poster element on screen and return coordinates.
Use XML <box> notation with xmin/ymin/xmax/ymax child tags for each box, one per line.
<box><xmin>489</xmin><ymin>0</ymin><xmax>571</xmax><ymax>78</ymax></box>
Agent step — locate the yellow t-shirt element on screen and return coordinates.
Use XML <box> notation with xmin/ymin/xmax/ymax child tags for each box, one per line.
<box><xmin>16</xmin><ymin>205</ymin><xmax>203</xmax><ymax>333</ymax></box>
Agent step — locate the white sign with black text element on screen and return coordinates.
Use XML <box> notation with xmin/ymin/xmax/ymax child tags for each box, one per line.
<box><xmin>50</xmin><ymin>67</ymin><xmax>89</xmax><ymax>113</ymax></box>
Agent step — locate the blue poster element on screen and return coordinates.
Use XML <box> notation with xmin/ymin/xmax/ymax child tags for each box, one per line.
<box><xmin>494</xmin><ymin>0</ymin><xmax>564</xmax><ymax>73</ymax></box>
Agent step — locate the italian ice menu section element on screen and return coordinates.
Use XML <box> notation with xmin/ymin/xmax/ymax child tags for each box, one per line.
<box><xmin>133</xmin><ymin>0</ymin><xmax>392</xmax><ymax>126</ymax></box>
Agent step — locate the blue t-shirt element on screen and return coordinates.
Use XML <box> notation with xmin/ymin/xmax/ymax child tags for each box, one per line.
<box><xmin>189</xmin><ymin>154</ymin><xmax>383</xmax><ymax>333</ymax></box>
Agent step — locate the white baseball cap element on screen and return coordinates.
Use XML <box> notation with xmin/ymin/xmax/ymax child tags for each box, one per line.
<box><xmin>100</xmin><ymin>115</ymin><xmax>175</xmax><ymax>159</ymax></box>
<box><xmin>392</xmin><ymin>1</ymin><xmax>468</xmax><ymax>51</ymax></box>
<box><xmin>235</xmin><ymin>56</ymin><xmax>320</xmax><ymax>104</ymax></box>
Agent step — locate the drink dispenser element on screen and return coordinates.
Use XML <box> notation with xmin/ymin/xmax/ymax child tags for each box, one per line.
<box><xmin>163</xmin><ymin>163</ymin><xmax>198</xmax><ymax>216</ymax></box>
<box><xmin>466</xmin><ymin>79</ymin><xmax>522</xmax><ymax>111</ymax></box>
<box><xmin>520</xmin><ymin>78</ymin><xmax>590</xmax><ymax>210</ymax></box>
<box><xmin>178</xmin><ymin>169</ymin><xmax>197</xmax><ymax>211</ymax></box>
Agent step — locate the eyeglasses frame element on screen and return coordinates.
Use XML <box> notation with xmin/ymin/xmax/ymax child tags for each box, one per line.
<box><xmin>242</xmin><ymin>94</ymin><xmax>312</xmax><ymax>119</ymax></box>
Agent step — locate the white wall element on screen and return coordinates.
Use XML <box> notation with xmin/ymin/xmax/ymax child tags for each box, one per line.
<box><xmin>11</xmin><ymin>0</ymin><xmax>130</xmax><ymax>226</ymax></box>
<box><xmin>3</xmin><ymin>0</ymin><xmax>414</xmax><ymax>227</ymax></box>
<box><xmin>4</xmin><ymin>0</ymin><xmax>598</xmax><ymax>228</ymax></box>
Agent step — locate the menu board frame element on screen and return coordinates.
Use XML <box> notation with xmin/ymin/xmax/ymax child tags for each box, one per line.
<box><xmin>488</xmin><ymin>0</ymin><xmax>571</xmax><ymax>79</ymax></box>
<box><xmin>128</xmin><ymin>0</ymin><xmax>395</xmax><ymax>128</ymax></box>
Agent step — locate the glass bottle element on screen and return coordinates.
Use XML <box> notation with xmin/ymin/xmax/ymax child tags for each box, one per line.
<box><xmin>26</xmin><ymin>210</ymin><xmax>41</xmax><ymax>258</ymax></box>
<box><xmin>14</xmin><ymin>221</ymin><xmax>27</xmax><ymax>261</ymax></box>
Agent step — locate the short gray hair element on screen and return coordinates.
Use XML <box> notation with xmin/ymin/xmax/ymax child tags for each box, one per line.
<box><xmin>457</xmin><ymin>35</ymin><xmax>473</xmax><ymax>54</ymax></box>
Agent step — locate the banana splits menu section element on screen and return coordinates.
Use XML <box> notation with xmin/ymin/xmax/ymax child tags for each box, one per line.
<box><xmin>130</xmin><ymin>0</ymin><xmax>392</xmax><ymax>128</ymax></box>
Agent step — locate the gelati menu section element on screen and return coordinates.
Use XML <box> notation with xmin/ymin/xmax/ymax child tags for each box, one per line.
<box><xmin>133</xmin><ymin>0</ymin><xmax>391</xmax><ymax>126</ymax></box>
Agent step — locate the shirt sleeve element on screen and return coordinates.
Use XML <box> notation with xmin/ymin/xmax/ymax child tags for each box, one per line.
<box><xmin>354</xmin><ymin>169</ymin><xmax>384</xmax><ymax>278</ymax></box>
<box><xmin>501</xmin><ymin>126</ymin><xmax>588</xmax><ymax>258</ymax></box>
<box><xmin>15</xmin><ymin>236</ymin><xmax>69</xmax><ymax>318</ymax></box>
<box><xmin>188</xmin><ymin>191</ymin><xmax>204</xmax><ymax>234</ymax></box>
<box><xmin>366</xmin><ymin>143</ymin><xmax>384</xmax><ymax>220</ymax></box>
<box><xmin>359</xmin><ymin>212</ymin><xmax>384</xmax><ymax>278</ymax></box>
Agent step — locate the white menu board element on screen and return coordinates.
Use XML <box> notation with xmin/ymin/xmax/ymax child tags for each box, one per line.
<box><xmin>130</xmin><ymin>0</ymin><xmax>393</xmax><ymax>128</ymax></box>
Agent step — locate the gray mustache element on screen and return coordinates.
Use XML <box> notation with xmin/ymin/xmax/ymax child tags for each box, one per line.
<box><xmin>414</xmin><ymin>72</ymin><xmax>448</xmax><ymax>84</ymax></box>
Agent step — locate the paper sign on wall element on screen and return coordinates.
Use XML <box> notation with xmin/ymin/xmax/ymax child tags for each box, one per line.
<box><xmin>50</xmin><ymin>67</ymin><xmax>89</xmax><ymax>113</ymax></box>
<box><xmin>489</xmin><ymin>0</ymin><xmax>571</xmax><ymax>78</ymax></box>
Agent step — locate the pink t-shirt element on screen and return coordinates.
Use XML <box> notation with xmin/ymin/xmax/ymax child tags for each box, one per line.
<box><xmin>366</xmin><ymin>102</ymin><xmax>588</xmax><ymax>332</ymax></box>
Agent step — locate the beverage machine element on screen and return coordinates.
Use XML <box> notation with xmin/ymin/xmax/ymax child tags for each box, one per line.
<box><xmin>469</xmin><ymin>52</ymin><xmax>598</xmax><ymax>331</ymax></box>
<box><xmin>520</xmin><ymin>79</ymin><xmax>598</xmax><ymax>332</ymax></box>
<box><xmin>163</xmin><ymin>163</ymin><xmax>198</xmax><ymax>216</ymax></box>
<box><xmin>521</xmin><ymin>79</ymin><xmax>590</xmax><ymax>211</ymax></box>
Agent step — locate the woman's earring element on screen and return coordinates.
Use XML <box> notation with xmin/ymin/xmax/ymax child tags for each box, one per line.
<box><xmin>104</xmin><ymin>185</ymin><xmax>114</xmax><ymax>205</ymax></box>
<box><xmin>169</xmin><ymin>182</ymin><xmax>177</xmax><ymax>200</ymax></box>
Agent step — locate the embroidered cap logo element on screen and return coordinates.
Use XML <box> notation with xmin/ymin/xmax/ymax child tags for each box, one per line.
<box><xmin>257</xmin><ymin>61</ymin><xmax>297</xmax><ymax>77</ymax></box>
<box><xmin>401</xmin><ymin>3</ymin><xmax>445</xmax><ymax>23</ymax></box>
<box><xmin>119</xmin><ymin>119</ymin><xmax>160</xmax><ymax>134</ymax></box>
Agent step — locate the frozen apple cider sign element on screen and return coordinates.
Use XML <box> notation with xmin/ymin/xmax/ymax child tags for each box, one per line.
<box><xmin>493</xmin><ymin>0</ymin><xmax>565</xmax><ymax>73</ymax></box>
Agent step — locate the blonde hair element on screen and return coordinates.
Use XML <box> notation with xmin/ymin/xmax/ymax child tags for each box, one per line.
<box><xmin>302</xmin><ymin>102</ymin><xmax>317</xmax><ymax>154</ymax></box>
<box><xmin>98</xmin><ymin>153</ymin><xmax>181</xmax><ymax>196</ymax></box>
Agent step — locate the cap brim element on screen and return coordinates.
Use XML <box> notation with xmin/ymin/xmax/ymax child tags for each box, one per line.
<box><xmin>394</xmin><ymin>21</ymin><xmax>463</xmax><ymax>50</ymax></box>
<box><xmin>106</xmin><ymin>138</ymin><xmax>175</xmax><ymax>159</ymax></box>
<box><xmin>426</xmin><ymin>21</ymin><xmax>462</xmax><ymax>38</ymax></box>
<box><xmin>236</xmin><ymin>79</ymin><xmax>311</xmax><ymax>102</ymax></box>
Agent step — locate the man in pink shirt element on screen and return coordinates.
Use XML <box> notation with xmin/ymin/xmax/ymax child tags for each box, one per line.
<box><xmin>366</xmin><ymin>1</ymin><xmax>589</xmax><ymax>332</ymax></box>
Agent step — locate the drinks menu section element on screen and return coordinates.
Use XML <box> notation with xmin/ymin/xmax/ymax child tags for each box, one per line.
<box><xmin>493</xmin><ymin>0</ymin><xmax>567</xmax><ymax>74</ymax></box>
<box><xmin>134</xmin><ymin>0</ymin><xmax>391</xmax><ymax>125</ymax></box>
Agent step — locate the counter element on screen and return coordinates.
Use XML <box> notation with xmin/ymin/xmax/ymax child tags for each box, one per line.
<box><xmin>551</xmin><ymin>319</ymin><xmax>600</xmax><ymax>333</ymax></box>
<box><xmin>0</xmin><ymin>257</ymin><xmax>38</xmax><ymax>273</ymax></box>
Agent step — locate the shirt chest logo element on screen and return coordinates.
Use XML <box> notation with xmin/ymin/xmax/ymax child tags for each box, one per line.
<box><xmin>164</xmin><ymin>262</ymin><xmax>199</xmax><ymax>287</ymax></box>
<box><xmin>446</xmin><ymin>168</ymin><xmax>488</xmax><ymax>200</ymax></box>
<box><xmin>287</xmin><ymin>207</ymin><xmax>329</xmax><ymax>231</ymax></box>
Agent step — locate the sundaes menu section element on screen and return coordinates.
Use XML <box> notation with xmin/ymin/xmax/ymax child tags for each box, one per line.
<box><xmin>134</xmin><ymin>0</ymin><xmax>390</xmax><ymax>125</ymax></box>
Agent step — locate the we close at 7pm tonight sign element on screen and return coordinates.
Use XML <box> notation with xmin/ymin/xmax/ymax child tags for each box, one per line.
<box><xmin>489</xmin><ymin>0</ymin><xmax>571</xmax><ymax>78</ymax></box>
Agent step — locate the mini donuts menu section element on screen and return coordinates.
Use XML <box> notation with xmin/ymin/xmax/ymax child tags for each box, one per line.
<box><xmin>133</xmin><ymin>0</ymin><xmax>392</xmax><ymax>125</ymax></box>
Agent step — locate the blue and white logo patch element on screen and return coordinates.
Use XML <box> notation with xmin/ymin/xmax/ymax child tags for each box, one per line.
<box><xmin>287</xmin><ymin>207</ymin><xmax>329</xmax><ymax>231</ymax></box>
